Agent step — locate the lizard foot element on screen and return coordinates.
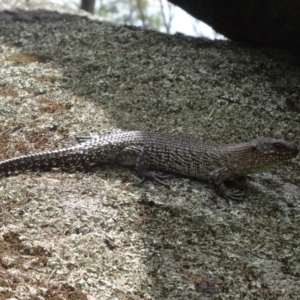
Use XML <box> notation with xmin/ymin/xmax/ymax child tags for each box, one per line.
<box><xmin>137</xmin><ymin>171</ymin><xmax>171</xmax><ymax>187</ymax></box>
<box><xmin>224</xmin><ymin>190</ymin><xmax>246</xmax><ymax>202</ymax></box>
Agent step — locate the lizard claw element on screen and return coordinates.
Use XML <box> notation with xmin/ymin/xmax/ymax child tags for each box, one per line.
<box><xmin>224</xmin><ymin>190</ymin><xmax>246</xmax><ymax>202</ymax></box>
<box><xmin>137</xmin><ymin>171</ymin><xmax>170</xmax><ymax>187</ymax></box>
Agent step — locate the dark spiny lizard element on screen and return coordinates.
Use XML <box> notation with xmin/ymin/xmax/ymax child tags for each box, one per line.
<box><xmin>0</xmin><ymin>131</ymin><xmax>298</xmax><ymax>201</ymax></box>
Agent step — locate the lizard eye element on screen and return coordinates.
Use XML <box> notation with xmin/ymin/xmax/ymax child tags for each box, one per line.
<box><xmin>251</xmin><ymin>146</ymin><xmax>257</xmax><ymax>152</ymax></box>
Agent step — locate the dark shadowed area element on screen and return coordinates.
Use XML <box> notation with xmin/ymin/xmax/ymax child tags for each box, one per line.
<box><xmin>169</xmin><ymin>0</ymin><xmax>300</xmax><ymax>52</ymax></box>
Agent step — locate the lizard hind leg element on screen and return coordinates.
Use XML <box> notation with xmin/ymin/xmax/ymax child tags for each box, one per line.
<box><xmin>116</xmin><ymin>145</ymin><xmax>170</xmax><ymax>186</ymax></box>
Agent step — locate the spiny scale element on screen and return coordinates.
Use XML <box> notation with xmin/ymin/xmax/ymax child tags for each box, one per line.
<box><xmin>0</xmin><ymin>131</ymin><xmax>298</xmax><ymax>201</ymax></box>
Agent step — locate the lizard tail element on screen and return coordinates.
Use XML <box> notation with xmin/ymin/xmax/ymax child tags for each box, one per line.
<box><xmin>0</xmin><ymin>146</ymin><xmax>88</xmax><ymax>174</ymax></box>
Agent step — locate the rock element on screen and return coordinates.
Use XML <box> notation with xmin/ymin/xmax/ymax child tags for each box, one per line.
<box><xmin>169</xmin><ymin>0</ymin><xmax>300</xmax><ymax>51</ymax></box>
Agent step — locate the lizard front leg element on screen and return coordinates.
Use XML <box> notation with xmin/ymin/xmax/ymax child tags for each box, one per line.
<box><xmin>210</xmin><ymin>168</ymin><xmax>245</xmax><ymax>201</ymax></box>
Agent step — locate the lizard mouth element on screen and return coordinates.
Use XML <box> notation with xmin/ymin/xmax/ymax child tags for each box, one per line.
<box><xmin>270</xmin><ymin>148</ymin><xmax>299</xmax><ymax>159</ymax></box>
<box><xmin>265</xmin><ymin>144</ymin><xmax>299</xmax><ymax>159</ymax></box>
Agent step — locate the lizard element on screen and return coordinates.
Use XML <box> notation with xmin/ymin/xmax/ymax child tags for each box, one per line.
<box><xmin>0</xmin><ymin>130</ymin><xmax>298</xmax><ymax>201</ymax></box>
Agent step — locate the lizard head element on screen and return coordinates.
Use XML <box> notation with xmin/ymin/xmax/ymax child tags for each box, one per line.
<box><xmin>247</xmin><ymin>138</ymin><xmax>299</xmax><ymax>172</ymax></box>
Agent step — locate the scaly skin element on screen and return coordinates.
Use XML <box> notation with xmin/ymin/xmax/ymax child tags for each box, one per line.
<box><xmin>0</xmin><ymin>131</ymin><xmax>298</xmax><ymax>201</ymax></box>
